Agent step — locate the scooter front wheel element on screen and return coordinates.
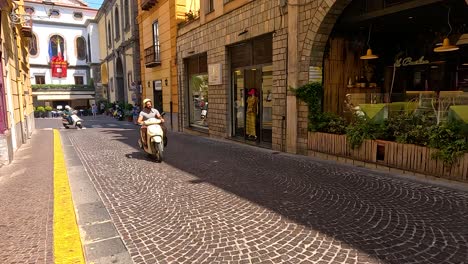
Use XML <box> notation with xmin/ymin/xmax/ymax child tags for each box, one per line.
<box><xmin>153</xmin><ymin>142</ymin><xmax>164</xmax><ymax>162</ymax></box>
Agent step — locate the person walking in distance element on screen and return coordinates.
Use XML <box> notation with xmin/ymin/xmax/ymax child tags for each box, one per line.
<box><xmin>91</xmin><ymin>104</ymin><xmax>98</xmax><ymax>118</ymax></box>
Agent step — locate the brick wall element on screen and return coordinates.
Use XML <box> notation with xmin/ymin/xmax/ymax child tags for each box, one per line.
<box><xmin>177</xmin><ymin>0</ymin><xmax>286</xmax><ymax>143</ymax></box>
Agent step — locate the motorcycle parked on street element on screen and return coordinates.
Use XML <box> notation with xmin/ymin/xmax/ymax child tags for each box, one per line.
<box><xmin>138</xmin><ymin>115</ymin><xmax>165</xmax><ymax>162</ymax></box>
<box><xmin>62</xmin><ymin>110</ymin><xmax>84</xmax><ymax>129</ymax></box>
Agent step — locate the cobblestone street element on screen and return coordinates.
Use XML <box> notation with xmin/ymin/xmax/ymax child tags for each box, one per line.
<box><xmin>61</xmin><ymin>117</ymin><xmax>468</xmax><ymax>264</ymax></box>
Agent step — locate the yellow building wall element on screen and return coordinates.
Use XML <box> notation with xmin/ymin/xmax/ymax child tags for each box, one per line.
<box><xmin>138</xmin><ymin>0</ymin><xmax>186</xmax><ymax>113</ymax></box>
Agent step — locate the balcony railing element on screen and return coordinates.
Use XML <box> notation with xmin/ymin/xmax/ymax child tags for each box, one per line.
<box><xmin>144</xmin><ymin>44</ymin><xmax>161</xmax><ymax>67</ymax></box>
<box><xmin>141</xmin><ymin>0</ymin><xmax>157</xmax><ymax>11</ymax></box>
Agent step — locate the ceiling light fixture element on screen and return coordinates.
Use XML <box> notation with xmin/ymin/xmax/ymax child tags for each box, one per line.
<box><xmin>434</xmin><ymin>7</ymin><xmax>459</xmax><ymax>53</ymax></box>
<box><xmin>360</xmin><ymin>24</ymin><xmax>379</xmax><ymax>60</ymax></box>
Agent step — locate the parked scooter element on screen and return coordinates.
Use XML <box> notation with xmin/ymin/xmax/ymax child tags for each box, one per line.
<box><xmin>113</xmin><ymin>106</ymin><xmax>124</xmax><ymax>121</ymax></box>
<box><xmin>138</xmin><ymin>114</ymin><xmax>165</xmax><ymax>162</ymax></box>
<box><xmin>62</xmin><ymin>110</ymin><xmax>84</xmax><ymax>129</ymax></box>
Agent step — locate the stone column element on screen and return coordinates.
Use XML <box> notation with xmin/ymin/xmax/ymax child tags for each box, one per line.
<box><xmin>286</xmin><ymin>0</ymin><xmax>300</xmax><ymax>154</ymax></box>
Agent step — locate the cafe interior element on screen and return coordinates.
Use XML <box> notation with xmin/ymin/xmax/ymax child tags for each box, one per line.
<box><xmin>323</xmin><ymin>0</ymin><xmax>468</xmax><ymax>123</ymax></box>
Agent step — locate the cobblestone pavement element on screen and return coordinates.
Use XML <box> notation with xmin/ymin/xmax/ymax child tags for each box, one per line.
<box><xmin>63</xmin><ymin>117</ymin><xmax>468</xmax><ymax>264</ymax></box>
<box><xmin>0</xmin><ymin>129</ymin><xmax>54</xmax><ymax>264</ymax></box>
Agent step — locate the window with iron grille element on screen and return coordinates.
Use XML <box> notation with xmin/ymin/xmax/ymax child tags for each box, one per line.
<box><xmin>145</xmin><ymin>21</ymin><xmax>160</xmax><ymax>67</ymax></box>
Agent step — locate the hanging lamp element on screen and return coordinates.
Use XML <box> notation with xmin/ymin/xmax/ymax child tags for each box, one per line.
<box><xmin>360</xmin><ymin>24</ymin><xmax>379</xmax><ymax>60</ymax></box>
<box><xmin>434</xmin><ymin>7</ymin><xmax>459</xmax><ymax>52</ymax></box>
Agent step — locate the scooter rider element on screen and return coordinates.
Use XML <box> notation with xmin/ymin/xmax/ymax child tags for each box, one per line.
<box><xmin>63</xmin><ymin>105</ymin><xmax>73</xmax><ymax>124</ymax></box>
<box><xmin>137</xmin><ymin>98</ymin><xmax>168</xmax><ymax>147</ymax></box>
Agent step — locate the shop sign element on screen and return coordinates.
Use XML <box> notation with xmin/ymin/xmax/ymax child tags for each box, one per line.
<box><xmin>208</xmin><ymin>64</ymin><xmax>222</xmax><ymax>85</ymax></box>
<box><xmin>394</xmin><ymin>56</ymin><xmax>429</xmax><ymax>67</ymax></box>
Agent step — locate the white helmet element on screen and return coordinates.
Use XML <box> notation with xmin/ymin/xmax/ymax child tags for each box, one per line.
<box><xmin>65</xmin><ymin>105</ymin><xmax>71</xmax><ymax>110</ymax></box>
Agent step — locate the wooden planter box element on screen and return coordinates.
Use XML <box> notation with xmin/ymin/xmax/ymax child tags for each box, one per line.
<box><xmin>308</xmin><ymin>132</ymin><xmax>468</xmax><ymax>182</ymax></box>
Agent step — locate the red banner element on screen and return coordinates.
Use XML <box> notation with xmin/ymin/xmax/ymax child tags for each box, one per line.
<box><xmin>50</xmin><ymin>57</ymin><xmax>67</xmax><ymax>78</ymax></box>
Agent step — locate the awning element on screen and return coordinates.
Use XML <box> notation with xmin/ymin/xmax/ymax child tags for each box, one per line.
<box><xmin>36</xmin><ymin>95</ymin><xmax>94</xmax><ymax>100</ymax></box>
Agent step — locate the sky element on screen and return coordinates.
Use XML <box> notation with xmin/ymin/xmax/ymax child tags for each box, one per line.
<box><xmin>84</xmin><ymin>0</ymin><xmax>104</xmax><ymax>9</ymax></box>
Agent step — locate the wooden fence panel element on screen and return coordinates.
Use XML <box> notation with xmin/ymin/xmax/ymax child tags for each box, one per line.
<box><xmin>307</xmin><ymin>132</ymin><xmax>467</xmax><ymax>182</ymax></box>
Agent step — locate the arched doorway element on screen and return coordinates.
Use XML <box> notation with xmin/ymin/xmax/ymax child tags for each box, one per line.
<box><xmin>115</xmin><ymin>57</ymin><xmax>125</xmax><ymax>103</ymax></box>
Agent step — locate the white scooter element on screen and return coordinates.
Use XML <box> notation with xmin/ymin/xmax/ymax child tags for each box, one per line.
<box><xmin>62</xmin><ymin>110</ymin><xmax>84</xmax><ymax>129</ymax></box>
<box><xmin>138</xmin><ymin>117</ymin><xmax>164</xmax><ymax>162</ymax></box>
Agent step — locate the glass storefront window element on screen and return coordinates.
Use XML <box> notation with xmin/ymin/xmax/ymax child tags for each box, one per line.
<box><xmin>189</xmin><ymin>74</ymin><xmax>209</xmax><ymax>128</ymax></box>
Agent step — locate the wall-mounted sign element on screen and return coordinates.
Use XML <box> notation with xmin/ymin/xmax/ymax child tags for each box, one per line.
<box><xmin>153</xmin><ymin>80</ymin><xmax>162</xmax><ymax>91</ymax></box>
<box><xmin>394</xmin><ymin>56</ymin><xmax>429</xmax><ymax>67</ymax></box>
<box><xmin>208</xmin><ymin>64</ymin><xmax>222</xmax><ymax>85</ymax></box>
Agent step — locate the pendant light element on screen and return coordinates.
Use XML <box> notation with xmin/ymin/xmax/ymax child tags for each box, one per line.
<box><xmin>361</xmin><ymin>24</ymin><xmax>379</xmax><ymax>60</ymax></box>
<box><xmin>434</xmin><ymin>7</ymin><xmax>459</xmax><ymax>52</ymax></box>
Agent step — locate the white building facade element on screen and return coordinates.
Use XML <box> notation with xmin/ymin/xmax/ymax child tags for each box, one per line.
<box><xmin>26</xmin><ymin>0</ymin><xmax>100</xmax><ymax>109</ymax></box>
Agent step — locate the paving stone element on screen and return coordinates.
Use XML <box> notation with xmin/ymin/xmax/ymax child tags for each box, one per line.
<box><xmin>61</xmin><ymin>116</ymin><xmax>468</xmax><ymax>263</ymax></box>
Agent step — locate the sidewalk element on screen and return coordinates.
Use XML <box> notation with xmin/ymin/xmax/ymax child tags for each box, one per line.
<box><xmin>0</xmin><ymin>129</ymin><xmax>54</xmax><ymax>264</ymax></box>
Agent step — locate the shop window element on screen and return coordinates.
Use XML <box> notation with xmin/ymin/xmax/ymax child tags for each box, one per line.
<box><xmin>73</xmin><ymin>12</ymin><xmax>83</xmax><ymax>19</ymax></box>
<box><xmin>74</xmin><ymin>76</ymin><xmax>84</xmax><ymax>85</ymax></box>
<box><xmin>186</xmin><ymin>54</ymin><xmax>208</xmax><ymax>128</ymax></box>
<box><xmin>49</xmin><ymin>35</ymin><xmax>65</xmax><ymax>59</ymax></box>
<box><xmin>76</xmin><ymin>37</ymin><xmax>86</xmax><ymax>60</ymax></box>
<box><xmin>35</xmin><ymin>75</ymin><xmax>45</xmax><ymax>84</ymax></box>
<box><xmin>114</xmin><ymin>7</ymin><xmax>120</xmax><ymax>40</ymax></box>
<box><xmin>29</xmin><ymin>34</ymin><xmax>38</xmax><ymax>56</ymax></box>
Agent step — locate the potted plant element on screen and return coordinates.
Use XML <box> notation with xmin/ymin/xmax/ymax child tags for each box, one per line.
<box><xmin>36</xmin><ymin>106</ymin><xmax>45</xmax><ymax>118</ymax></box>
<box><xmin>44</xmin><ymin>106</ymin><xmax>53</xmax><ymax>118</ymax></box>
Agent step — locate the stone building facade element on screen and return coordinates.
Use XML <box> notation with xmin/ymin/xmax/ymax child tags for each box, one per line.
<box><xmin>178</xmin><ymin>0</ymin><xmax>448</xmax><ymax>154</ymax></box>
<box><xmin>97</xmin><ymin>0</ymin><xmax>141</xmax><ymax>106</ymax></box>
<box><xmin>177</xmin><ymin>0</ymin><xmax>330</xmax><ymax>153</ymax></box>
<box><xmin>177</xmin><ymin>0</ymin><xmax>288</xmax><ymax>150</ymax></box>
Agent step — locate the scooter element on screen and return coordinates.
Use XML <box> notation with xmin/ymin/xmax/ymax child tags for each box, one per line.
<box><xmin>62</xmin><ymin>110</ymin><xmax>84</xmax><ymax>129</ymax></box>
<box><xmin>138</xmin><ymin>116</ymin><xmax>165</xmax><ymax>162</ymax></box>
<box><xmin>113</xmin><ymin>107</ymin><xmax>124</xmax><ymax>121</ymax></box>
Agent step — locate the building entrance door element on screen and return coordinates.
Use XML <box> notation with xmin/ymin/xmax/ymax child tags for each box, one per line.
<box><xmin>232</xmin><ymin>65</ymin><xmax>272</xmax><ymax>146</ymax></box>
<box><xmin>153</xmin><ymin>80</ymin><xmax>163</xmax><ymax>112</ymax></box>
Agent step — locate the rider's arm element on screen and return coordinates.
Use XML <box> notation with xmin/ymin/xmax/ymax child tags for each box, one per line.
<box><xmin>137</xmin><ymin>115</ymin><xmax>144</xmax><ymax>125</ymax></box>
<box><xmin>155</xmin><ymin>111</ymin><xmax>165</xmax><ymax>122</ymax></box>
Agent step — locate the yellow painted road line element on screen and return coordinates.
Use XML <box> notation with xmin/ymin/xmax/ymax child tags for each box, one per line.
<box><xmin>53</xmin><ymin>130</ymin><xmax>85</xmax><ymax>264</ymax></box>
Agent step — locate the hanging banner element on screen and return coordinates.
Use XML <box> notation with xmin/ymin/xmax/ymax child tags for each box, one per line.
<box><xmin>51</xmin><ymin>59</ymin><xmax>67</xmax><ymax>78</ymax></box>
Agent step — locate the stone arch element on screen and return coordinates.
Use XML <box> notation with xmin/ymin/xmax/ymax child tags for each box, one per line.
<box><xmin>298</xmin><ymin>0</ymin><xmax>352</xmax><ymax>83</ymax></box>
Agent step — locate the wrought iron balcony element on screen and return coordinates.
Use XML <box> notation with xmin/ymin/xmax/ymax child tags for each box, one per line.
<box><xmin>144</xmin><ymin>44</ymin><xmax>161</xmax><ymax>68</ymax></box>
<box><xmin>141</xmin><ymin>0</ymin><xmax>157</xmax><ymax>11</ymax></box>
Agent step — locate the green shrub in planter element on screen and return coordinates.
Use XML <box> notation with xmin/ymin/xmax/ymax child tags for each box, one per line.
<box><xmin>429</xmin><ymin>121</ymin><xmax>468</xmax><ymax>165</ymax></box>
<box><xmin>44</xmin><ymin>106</ymin><xmax>53</xmax><ymax>112</ymax></box>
